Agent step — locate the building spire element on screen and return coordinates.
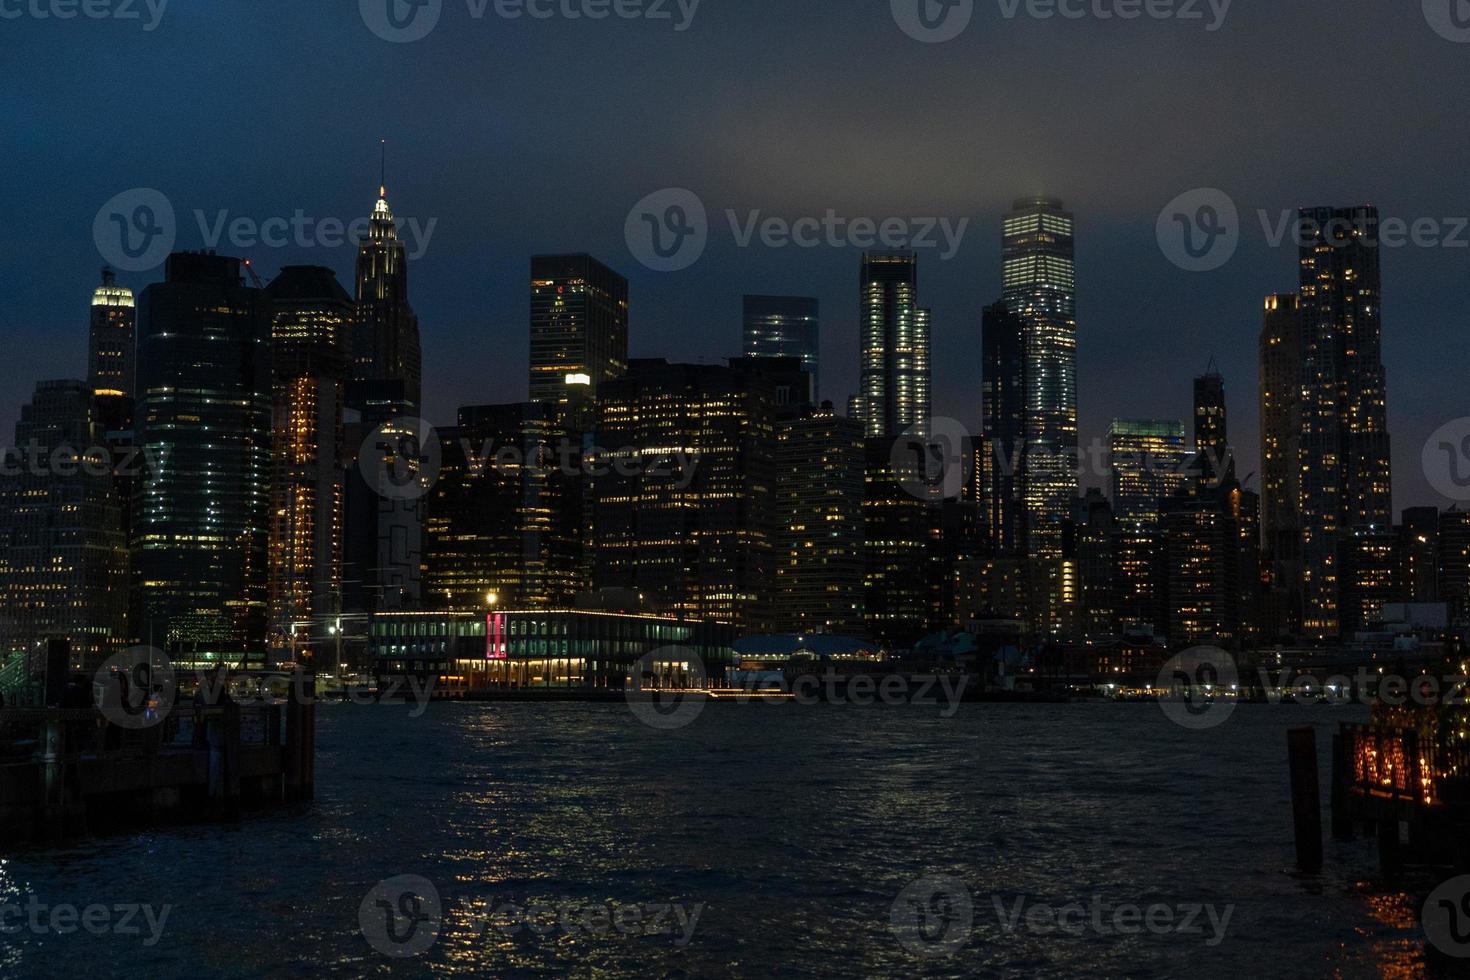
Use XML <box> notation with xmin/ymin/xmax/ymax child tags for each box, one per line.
<box><xmin>379</xmin><ymin>138</ymin><xmax>387</xmax><ymax>199</ymax></box>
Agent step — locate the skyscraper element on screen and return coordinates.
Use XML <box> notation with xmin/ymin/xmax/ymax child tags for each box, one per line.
<box><xmin>854</xmin><ymin>252</ymin><xmax>929</xmax><ymax>440</ymax></box>
<box><xmin>424</xmin><ymin>403</ymin><xmax>584</xmax><ymax>610</ymax></box>
<box><xmin>88</xmin><ymin>268</ymin><xmax>135</xmax><ymax>402</ymax></box>
<box><xmin>1297</xmin><ymin>206</ymin><xmax>1392</xmax><ymax>638</ymax></box>
<box><xmin>1259</xmin><ymin>293</ymin><xmax>1304</xmax><ymax>636</ymax></box>
<box><xmin>0</xmin><ymin>381</ymin><xmax>129</xmax><ymax>670</ymax></box>
<box><xmin>743</xmin><ymin>295</ymin><xmax>819</xmax><ymax>402</ymax></box>
<box><xmin>1193</xmin><ymin>361</ymin><xmax>1232</xmax><ymax>484</ymax></box>
<box><xmin>352</xmin><ymin>180</ymin><xmax>422</xmax><ymax>411</ymax></box>
<box><xmin>529</xmin><ymin>254</ymin><xmax>629</xmax><ymax>425</ymax></box>
<box><xmin>1107</xmin><ymin>419</ymin><xmax>1188</xmax><ymax>528</ymax></box>
<box><xmin>771</xmin><ymin>402</ymin><xmax>865</xmax><ymax>635</ymax></box>
<box><xmin>266</xmin><ymin>266</ymin><xmax>352</xmax><ymax>663</ymax></box>
<box><xmin>1001</xmin><ymin>196</ymin><xmax>1077</xmax><ymax>557</ymax></box>
<box><xmin>592</xmin><ymin>358</ymin><xmax>782</xmax><ymax>630</ymax></box>
<box><xmin>981</xmin><ymin>301</ymin><xmax>1025</xmax><ymax>556</ymax></box>
<box><xmin>134</xmin><ymin>252</ymin><xmax>271</xmax><ymax>650</ymax></box>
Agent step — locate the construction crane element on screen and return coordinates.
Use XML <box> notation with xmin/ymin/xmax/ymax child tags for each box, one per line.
<box><xmin>241</xmin><ymin>258</ymin><xmax>265</xmax><ymax>288</ymax></box>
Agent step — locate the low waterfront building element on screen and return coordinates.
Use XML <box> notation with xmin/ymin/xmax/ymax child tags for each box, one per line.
<box><xmin>369</xmin><ymin>609</ymin><xmax>735</xmax><ymax>691</ymax></box>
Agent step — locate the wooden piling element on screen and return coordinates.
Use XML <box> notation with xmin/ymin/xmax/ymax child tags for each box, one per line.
<box><xmin>1330</xmin><ymin>731</ymin><xmax>1354</xmax><ymax>840</ymax></box>
<box><xmin>1288</xmin><ymin>726</ymin><xmax>1323</xmax><ymax>871</ymax></box>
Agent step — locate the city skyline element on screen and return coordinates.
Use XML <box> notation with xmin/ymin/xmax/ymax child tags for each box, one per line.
<box><xmin>6</xmin><ymin>2</ymin><xmax>1470</xmax><ymax>515</ymax></box>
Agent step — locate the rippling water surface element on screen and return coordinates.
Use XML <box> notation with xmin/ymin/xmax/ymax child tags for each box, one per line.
<box><xmin>0</xmin><ymin>701</ymin><xmax>1457</xmax><ymax>977</ymax></box>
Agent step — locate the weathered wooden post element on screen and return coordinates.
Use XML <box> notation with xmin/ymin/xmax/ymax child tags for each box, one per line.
<box><xmin>1330</xmin><ymin>729</ymin><xmax>1354</xmax><ymax>840</ymax></box>
<box><xmin>39</xmin><ymin>715</ymin><xmax>66</xmax><ymax>840</ymax></box>
<box><xmin>1288</xmin><ymin>726</ymin><xmax>1323</xmax><ymax>871</ymax></box>
<box><xmin>222</xmin><ymin>700</ymin><xmax>241</xmax><ymax>820</ymax></box>
<box><xmin>301</xmin><ymin>672</ymin><xmax>316</xmax><ymax>801</ymax></box>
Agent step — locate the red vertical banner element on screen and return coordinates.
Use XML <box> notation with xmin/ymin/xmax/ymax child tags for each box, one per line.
<box><xmin>487</xmin><ymin>613</ymin><xmax>507</xmax><ymax>660</ymax></box>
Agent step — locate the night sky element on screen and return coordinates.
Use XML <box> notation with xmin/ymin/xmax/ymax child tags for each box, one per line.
<box><xmin>4</xmin><ymin>0</ymin><xmax>1468</xmax><ymax>511</ymax></box>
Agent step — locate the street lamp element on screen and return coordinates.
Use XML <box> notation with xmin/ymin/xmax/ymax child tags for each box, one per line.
<box><xmin>485</xmin><ymin>592</ymin><xmax>499</xmax><ymax>608</ymax></box>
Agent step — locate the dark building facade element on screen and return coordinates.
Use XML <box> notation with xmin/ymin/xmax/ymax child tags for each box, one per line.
<box><xmin>133</xmin><ymin>252</ymin><xmax>271</xmax><ymax>648</ymax></box>
<box><xmin>370</xmin><ymin>609</ymin><xmax>735</xmax><ymax>692</ymax></box>
<box><xmin>981</xmin><ymin>300</ymin><xmax>1025</xmax><ymax>556</ymax></box>
<box><xmin>1002</xmin><ymin>196</ymin><xmax>1077</xmax><ymax>559</ymax></box>
<box><xmin>1297</xmin><ymin>206</ymin><xmax>1392</xmax><ymax>638</ymax></box>
<box><xmin>424</xmin><ymin>403</ymin><xmax>584</xmax><ymax>611</ymax></box>
<box><xmin>529</xmin><ymin>254</ymin><xmax>629</xmax><ymax>426</ymax></box>
<box><xmin>771</xmin><ymin>402</ymin><xmax>865</xmax><ymax>636</ymax></box>
<box><xmin>853</xmin><ymin>252</ymin><xmax>929</xmax><ymax>441</ymax></box>
<box><xmin>266</xmin><ymin>266</ymin><xmax>352</xmax><ymax>663</ymax></box>
<box><xmin>592</xmin><ymin>358</ymin><xmax>781</xmax><ymax>630</ymax></box>
<box><xmin>743</xmin><ymin>295</ymin><xmax>819</xmax><ymax>403</ymax></box>
<box><xmin>352</xmin><ymin>183</ymin><xmax>422</xmax><ymax>411</ymax></box>
<box><xmin>1259</xmin><ymin>293</ymin><xmax>1304</xmax><ymax>637</ymax></box>
<box><xmin>0</xmin><ymin>380</ymin><xmax>130</xmax><ymax>669</ymax></box>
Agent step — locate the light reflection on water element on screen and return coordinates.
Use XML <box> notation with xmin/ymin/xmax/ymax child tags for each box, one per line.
<box><xmin>0</xmin><ymin>702</ymin><xmax>1458</xmax><ymax>978</ymax></box>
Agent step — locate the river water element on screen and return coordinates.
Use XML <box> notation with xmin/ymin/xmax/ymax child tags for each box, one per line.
<box><xmin>0</xmin><ymin>700</ymin><xmax>1458</xmax><ymax>977</ymax></box>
